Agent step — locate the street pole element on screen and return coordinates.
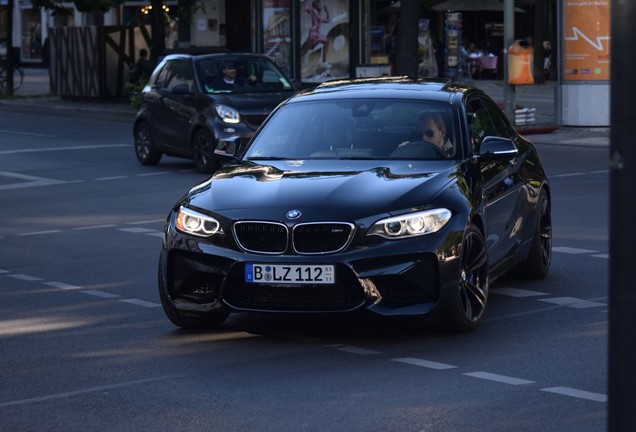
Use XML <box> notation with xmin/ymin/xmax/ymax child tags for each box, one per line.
<box><xmin>502</xmin><ymin>0</ymin><xmax>515</xmax><ymax>122</ymax></box>
<box><xmin>5</xmin><ymin>0</ymin><xmax>15</xmax><ymax>96</ymax></box>
<box><xmin>609</xmin><ymin>0</ymin><xmax>636</xmax><ymax>428</ymax></box>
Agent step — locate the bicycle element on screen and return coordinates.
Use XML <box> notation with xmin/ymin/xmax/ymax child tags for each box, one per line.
<box><xmin>0</xmin><ymin>55</ymin><xmax>24</xmax><ymax>92</ymax></box>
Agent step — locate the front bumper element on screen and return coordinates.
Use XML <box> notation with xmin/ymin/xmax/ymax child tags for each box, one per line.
<box><xmin>159</xmin><ymin>223</ymin><xmax>464</xmax><ymax>318</ymax></box>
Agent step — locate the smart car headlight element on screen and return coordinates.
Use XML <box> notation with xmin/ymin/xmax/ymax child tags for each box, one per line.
<box><xmin>175</xmin><ymin>207</ymin><xmax>223</xmax><ymax>237</ymax></box>
<box><xmin>368</xmin><ymin>208</ymin><xmax>452</xmax><ymax>239</ymax></box>
<box><xmin>215</xmin><ymin>104</ymin><xmax>240</xmax><ymax>124</ymax></box>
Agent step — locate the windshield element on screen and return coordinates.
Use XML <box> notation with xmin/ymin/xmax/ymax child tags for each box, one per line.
<box><xmin>196</xmin><ymin>56</ymin><xmax>294</xmax><ymax>94</ymax></box>
<box><xmin>244</xmin><ymin>99</ymin><xmax>460</xmax><ymax>160</ymax></box>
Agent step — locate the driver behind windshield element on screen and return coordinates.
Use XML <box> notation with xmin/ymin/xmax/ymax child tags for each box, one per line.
<box><xmin>211</xmin><ymin>62</ymin><xmax>257</xmax><ymax>90</ymax></box>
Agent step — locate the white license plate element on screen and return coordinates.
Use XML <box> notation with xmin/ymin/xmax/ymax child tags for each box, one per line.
<box><xmin>245</xmin><ymin>264</ymin><xmax>335</xmax><ymax>285</ymax></box>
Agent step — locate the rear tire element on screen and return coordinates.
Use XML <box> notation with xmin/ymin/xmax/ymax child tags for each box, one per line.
<box><xmin>192</xmin><ymin>129</ymin><xmax>221</xmax><ymax>174</ymax></box>
<box><xmin>134</xmin><ymin>122</ymin><xmax>162</xmax><ymax>166</ymax></box>
<box><xmin>443</xmin><ymin>224</ymin><xmax>489</xmax><ymax>332</ymax></box>
<box><xmin>158</xmin><ymin>261</ymin><xmax>229</xmax><ymax>330</ymax></box>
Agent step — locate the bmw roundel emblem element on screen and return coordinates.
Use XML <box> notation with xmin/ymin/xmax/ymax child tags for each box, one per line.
<box><xmin>286</xmin><ymin>209</ymin><xmax>301</xmax><ymax>220</ymax></box>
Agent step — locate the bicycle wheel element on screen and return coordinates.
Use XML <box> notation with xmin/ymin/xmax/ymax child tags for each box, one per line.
<box><xmin>0</xmin><ymin>66</ymin><xmax>24</xmax><ymax>91</ymax></box>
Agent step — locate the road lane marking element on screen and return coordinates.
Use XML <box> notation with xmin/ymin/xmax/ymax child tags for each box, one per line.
<box><xmin>44</xmin><ymin>281</ymin><xmax>82</xmax><ymax>290</ymax></box>
<box><xmin>592</xmin><ymin>254</ymin><xmax>609</xmax><ymax>259</ymax></box>
<box><xmin>72</xmin><ymin>225</ymin><xmax>117</xmax><ymax>230</ymax></box>
<box><xmin>0</xmin><ymin>129</ymin><xmax>54</xmax><ymax>138</ymax></box>
<box><xmin>146</xmin><ymin>232</ymin><xmax>164</xmax><ymax>238</ymax></box>
<box><xmin>0</xmin><ymin>144</ymin><xmax>129</xmax><ymax>155</ymax></box>
<box><xmin>138</xmin><ymin>172</ymin><xmax>170</xmax><ymax>176</ymax></box>
<box><xmin>82</xmin><ymin>290</ymin><xmax>121</xmax><ymax>299</ymax></box>
<box><xmin>392</xmin><ymin>357</ymin><xmax>457</xmax><ymax>370</ymax></box>
<box><xmin>120</xmin><ymin>299</ymin><xmax>161</xmax><ymax>308</ymax></box>
<box><xmin>0</xmin><ymin>375</ymin><xmax>181</xmax><ymax>408</ymax></box>
<box><xmin>17</xmin><ymin>230</ymin><xmax>62</xmax><ymax>236</ymax></box>
<box><xmin>0</xmin><ymin>171</ymin><xmax>66</xmax><ymax>191</ymax></box>
<box><xmin>541</xmin><ymin>387</ymin><xmax>607</xmax><ymax>402</ymax></box>
<box><xmin>538</xmin><ymin>297</ymin><xmax>606</xmax><ymax>308</ymax></box>
<box><xmin>491</xmin><ymin>288</ymin><xmax>549</xmax><ymax>297</ymax></box>
<box><xmin>553</xmin><ymin>246</ymin><xmax>598</xmax><ymax>254</ymax></box>
<box><xmin>127</xmin><ymin>219</ymin><xmax>165</xmax><ymax>225</ymax></box>
<box><xmin>118</xmin><ymin>227</ymin><xmax>158</xmax><ymax>234</ymax></box>
<box><xmin>463</xmin><ymin>372</ymin><xmax>535</xmax><ymax>385</ymax></box>
<box><xmin>95</xmin><ymin>176</ymin><xmax>127</xmax><ymax>181</ymax></box>
<box><xmin>8</xmin><ymin>274</ymin><xmax>42</xmax><ymax>281</ymax></box>
<box><xmin>337</xmin><ymin>346</ymin><xmax>382</xmax><ymax>355</ymax></box>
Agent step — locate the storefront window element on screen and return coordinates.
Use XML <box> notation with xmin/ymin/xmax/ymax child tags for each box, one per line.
<box><xmin>21</xmin><ymin>8</ymin><xmax>42</xmax><ymax>61</ymax></box>
<box><xmin>299</xmin><ymin>0</ymin><xmax>349</xmax><ymax>83</ymax></box>
<box><xmin>359</xmin><ymin>0</ymin><xmax>395</xmax><ymax>77</ymax></box>
<box><xmin>263</xmin><ymin>0</ymin><xmax>291</xmax><ymax>76</ymax></box>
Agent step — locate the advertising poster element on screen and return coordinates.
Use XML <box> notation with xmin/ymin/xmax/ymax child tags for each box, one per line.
<box><xmin>299</xmin><ymin>0</ymin><xmax>350</xmax><ymax>83</ymax></box>
<box><xmin>563</xmin><ymin>0</ymin><xmax>611</xmax><ymax>81</ymax></box>
<box><xmin>263</xmin><ymin>0</ymin><xmax>292</xmax><ymax>76</ymax></box>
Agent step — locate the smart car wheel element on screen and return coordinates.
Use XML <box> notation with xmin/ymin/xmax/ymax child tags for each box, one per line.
<box><xmin>134</xmin><ymin>122</ymin><xmax>162</xmax><ymax>165</ymax></box>
<box><xmin>158</xmin><ymin>261</ymin><xmax>229</xmax><ymax>330</ymax></box>
<box><xmin>192</xmin><ymin>129</ymin><xmax>221</xmax><ymax>174</ymax></box>
<box><xmin>444</xmin><ymin>224</ymin><xmax>489</xmax><ymax>332</ymax></box>
<box><xmin>516</xmin><ymin>189</ymin><xmax>552</xmax><ymax>279</ymax></box>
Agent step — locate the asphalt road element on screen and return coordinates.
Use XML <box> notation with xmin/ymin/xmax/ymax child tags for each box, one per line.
<box><xmin>0</xmin><ymin>104</ymin><xmax>609</xmax><ymax>431</ymax></box>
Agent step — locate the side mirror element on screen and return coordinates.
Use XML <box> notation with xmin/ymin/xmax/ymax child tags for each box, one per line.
<box><xmin>214</xmin><ymin>136</ymin><xmax>243</xmax><ymax>158</ymax></box>
<box><xmin>172</xmin><ymin>83</ymin><xmax>191</xmax><ymax>95</ymax></box>
<box><xmin>478</xmin><ymin>136</ymin><xmax>518</xmax><ymax>158</ymax></box>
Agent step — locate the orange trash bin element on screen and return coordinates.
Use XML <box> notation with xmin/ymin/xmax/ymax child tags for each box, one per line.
<box><xmin>508</xmin><ymin>39</ymin><xmax>534</xmax><ymax>85</ymax></box>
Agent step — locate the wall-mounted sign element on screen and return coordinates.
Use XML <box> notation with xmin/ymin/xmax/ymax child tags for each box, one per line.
<box><xmin>563</xmin><ymin>0</ymin><xmax>611</xmax><ymax>81</ymax></box>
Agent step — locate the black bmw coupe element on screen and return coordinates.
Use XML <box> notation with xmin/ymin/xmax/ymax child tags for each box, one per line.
<box><xmin>158</xmin><ymin>77</ymin><xmax>552</xmax><ymax>332</ymax></box>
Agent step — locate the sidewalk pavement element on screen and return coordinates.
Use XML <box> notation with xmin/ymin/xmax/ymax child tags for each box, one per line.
<box><xmin>1</xmin><ymin>66</ymin><xmax>610</xmax><ymax>148</ymax></box>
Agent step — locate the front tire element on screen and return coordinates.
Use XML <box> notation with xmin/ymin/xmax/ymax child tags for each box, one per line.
<box><xmin>134</xmin><ymin>122</ymin><xmax>162</xmax><ymax>166</ymax></box>
<box><xmin>443</xmin><ymin>224</ymin><xmax>489</xmax><ymax>332</ymax></box>
<box><xmin>192</xmin><ymin>129</ymin><xmax>221</xmax><ymax>174</ymax></box>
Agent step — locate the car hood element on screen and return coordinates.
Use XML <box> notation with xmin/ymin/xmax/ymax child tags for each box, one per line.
<box><xmin>209</xmin><ymin>92</ymin><xmax>294</xmax><ymax>116</ymax></box>
<box><xmin>184</xmin><ymin>160</ymin><xmax>459</xmax><ymax>221</ymax></box>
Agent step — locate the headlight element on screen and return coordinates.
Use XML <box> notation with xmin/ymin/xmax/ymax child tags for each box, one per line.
<box><xmin>368</xmin><ymin>208</ymin><xmax>452</xmax><ymax>239</ymax></box>
<box><xmin>175</xmin><ymin>207</ymin><xmax>222</xmax><ymax>237</ymax></box>
<box><xmin>215</xmin><ymin>104</ymin><xmax>240</xmax><ymax>124</ymax></box>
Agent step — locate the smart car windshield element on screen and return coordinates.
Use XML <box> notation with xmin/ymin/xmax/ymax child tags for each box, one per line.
<box><xmin>244</xmin><ymin>99</ymin><xmax>459</xmax><ymax>160</ymax></box>
<box><xmin>197</xmin><ymin>57</ymin><xmax>294</xmax><ymax>94</ymax></box>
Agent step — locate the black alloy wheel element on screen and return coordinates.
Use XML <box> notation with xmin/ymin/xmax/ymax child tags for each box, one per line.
<box><xmin>192</xmin><ymin>129</ymin><xmax>221</xmax><ymax>174</ymax></box>
<box><xmin>444</xmin><ymin>224</ymin><xmax>489</xmax><ymax>332</ymax></box>
<box><xmin>134</xmin><ymin>122</ymin><xmax>162</xmax><ymax>165</ymax></box>
<box><xmin>516</xmin><ymin>189</ymin><xmax>552</xmax><ymax>279</ymax></box>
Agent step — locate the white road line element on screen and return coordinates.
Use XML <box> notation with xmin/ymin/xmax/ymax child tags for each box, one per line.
<box><xmin>0</xmin><ymin>375</ymin><xmax>180</xmax><ymax>408</ymax></box>
<box><xmin>491</xmin><ymin>288</ymin><xmax>549</xmax><ymax>297</ymax></box>
<box><xmin>538</xmin><ymin>297</ymin><xmax>606</xmax><ymax>308</ymax></box>
<box><xmin>118</xmin><ymin>227</ymin><xmax>158</xmax><ymax>234</ymax></box>
<box><xmin>463</xmin><ymin>371</ymin><xmax>535</xmax><ymax>385</ymax></box>
<box><xmin>0</xmin><ymin>268</ymin><xmax>9</xmax><ymax>274</ymax></box>
<box><xmin>72</xmin><ymin>225</ymin><xmax>117</xmax><ymax>230</ymax></box>
<box><xmin>17</xmin><ymin>230</ymin><xmax>62</xmax><ymax>236</ymax></box>
<box><xmin>137</xmin><ymin>172</ymin><xmax>170</xmax><ymax>176</ymax></box>
<box><xmin>0</xmin><ymin>144</ymin><xmax>129</xmax><ymax>155</ymax></box>
<box><xmin>337</xmin><ymin>346</ymin><xmax>382</xmax><ymax>355</ymax></box>
<box><xmin>146</xmin><ymin>232</ymin><xmax>164</xmax><ymax>238</ymax></box>
<box><xmin>552</xmin><ymin>246</ymin><xmax>598</xmax><ymax>254</ymax></box>
<box><xmin>82</xmin><ymin>290</ymin><xmax>121</xmax><ymax>299</ymax></box>
<box><xmin>392</xmin><ymin>357</ymin><xmax>457</xmax><ymax>370</ymax></box>
<box><xmin>120</xmin><ymin>299</ymin><xmax>162</xmax><ymax>308</ymax></box>
<box><xmin>0</xmin><ymin>171</ymin><xmax>66</xmax><ymax>191</ymax></box>
<box><xmin>95</xmin><ymin>176</ymin><xmax>127</xmax><ymax>181</ymax></box>
<box><xmin>0</xmin><ymin>129</ymin><xmax>54</xmax><ymax>138</ymax></box>
<box><xmin>127</xmin><ymin>219</ymin><xmax>165</xmax><ymax>225</ymax></box>
<box><xmin>44</xmin><ymin>281</ymin><xmax>82</xmax><ymax>290</ymax></box>
<box><xmin>8</xmin><ymin>274</ymin><xmax>42</xmax><ymax>282</ymax></box>
<box><xmin>541</xmin><ymin>386</ymin><xmax>607</xmax><ymax>402</ymax></box>
<box><xmin>592</xmin><ymin>254</ymin><xmax>609</xmax><ymax>259</ymax></box>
